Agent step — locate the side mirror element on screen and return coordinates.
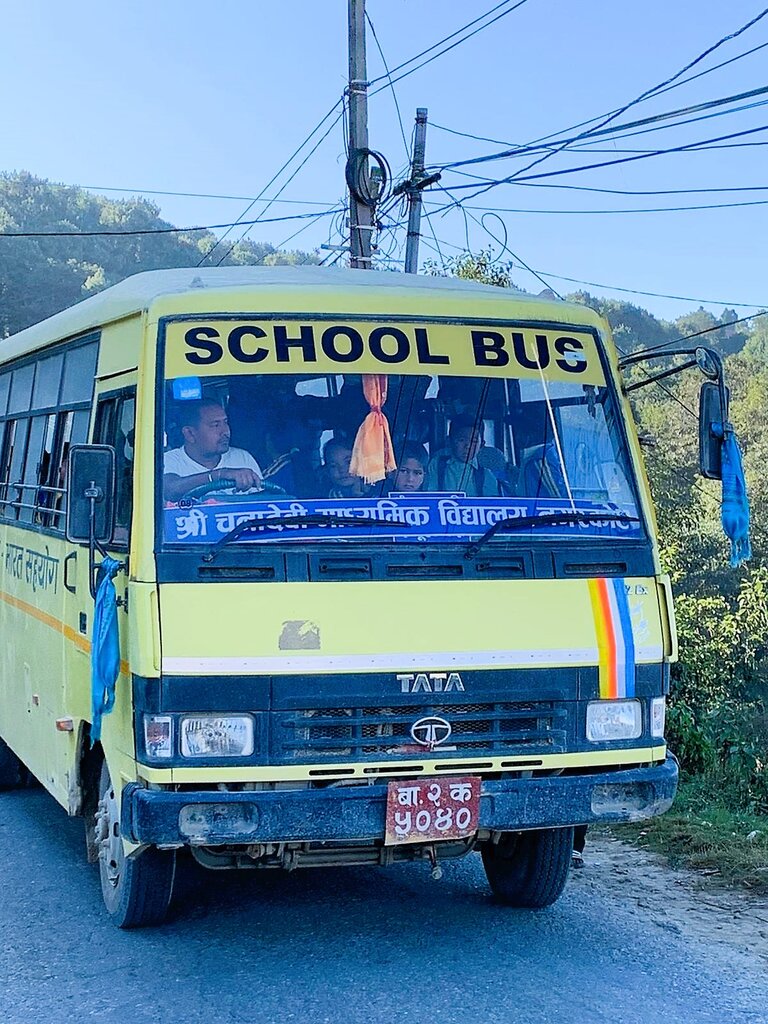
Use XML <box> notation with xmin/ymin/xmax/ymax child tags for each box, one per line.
<box><xmin>66</xmin><ymin>445</ymin><xmax>116</xmax><ymax>544</ymax></box>
<box><xmin>698</xmin><ymin>382</ymin><xmax>729</xmax><ymax>480</ymax></box>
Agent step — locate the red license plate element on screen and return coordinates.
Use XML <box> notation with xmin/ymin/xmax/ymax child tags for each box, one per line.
<box><xmin>384</xmin><ymin>776</ymin><xmax>481</xmax><ymax>846</ymax></box>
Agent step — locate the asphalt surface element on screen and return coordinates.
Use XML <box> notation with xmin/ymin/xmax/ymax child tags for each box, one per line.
<box><xmin>1</xmin><ymin>786</ymin><xmax>765</xmax><ymax>1024</ymax></box>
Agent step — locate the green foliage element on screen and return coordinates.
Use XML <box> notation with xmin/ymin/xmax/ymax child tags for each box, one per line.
<box><xmin>567</xmin><ymin>290</ymin><xmax>674</xmax><ymax>353</ymax></box>
<box><xmin>0</xmin><ymin>171</ymin><xmax>318</xmax><ymax>337</ymax></box>
<box><xmin>424</xmin><ymin>248</ymin><xmax>518</xmax><ymax>288</ymax></box>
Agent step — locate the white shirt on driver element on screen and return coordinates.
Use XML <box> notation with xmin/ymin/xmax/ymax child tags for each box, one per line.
<box><xmin>164</xmin><ymin>446</ymin><xmax>263</xmax><ymax>495</ymax></box>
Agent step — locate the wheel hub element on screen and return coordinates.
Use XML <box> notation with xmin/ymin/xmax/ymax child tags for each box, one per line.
<box><xmin>97</xmin><ymin>781</ymin><xmax>124</xmax><ymax>888</ymax></box>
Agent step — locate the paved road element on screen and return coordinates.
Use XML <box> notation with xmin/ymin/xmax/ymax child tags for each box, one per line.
<box><xmin>1</xmin><ymin>787</ymin><xmax>765</xmax><ymax>1024</ymax></box>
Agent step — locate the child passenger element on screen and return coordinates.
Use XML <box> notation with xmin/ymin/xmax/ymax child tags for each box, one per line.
<box><xmin>388</xmin><ymin>443</ymin><xmax>428</xmax><ymax>494</ymax></box>
<box><xmin>322</xmin><ymin>436</ymin><xmax>370</xmax><ymax>499</ymax></box>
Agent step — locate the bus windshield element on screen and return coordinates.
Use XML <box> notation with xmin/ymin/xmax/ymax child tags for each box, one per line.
<box><xmin>161</xmin><ymin>370</ymin><xmax>642</xmax><ymax>546</ymax></box>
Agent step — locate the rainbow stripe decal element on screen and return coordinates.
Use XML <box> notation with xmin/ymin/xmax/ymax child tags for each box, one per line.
<box><xmin>588</xmin><ymin>578</ymin><xmax>636</xmax><ymax>699</ymax></box>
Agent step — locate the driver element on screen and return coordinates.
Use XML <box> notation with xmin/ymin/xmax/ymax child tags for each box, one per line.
<box><xmin>163</xmin><ymin>399</ymin><xmax>263</xmax><ymax>503</ymax></box>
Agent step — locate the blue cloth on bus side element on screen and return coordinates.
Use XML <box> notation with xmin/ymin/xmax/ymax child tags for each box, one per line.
<box><xmin>91</xmin><ymin>556</ymin><xmax>122</xmax><ymax>743</ymax></box>
<box><xmin>718</xmin><ymin>424</ymin><xmax>751</xmax><ymax>568</ymax></box>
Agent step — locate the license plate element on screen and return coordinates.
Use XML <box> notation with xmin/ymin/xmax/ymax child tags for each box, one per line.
<box><xmin>384</xmin><ymin>776</ymin><xmax>481</xmax><ymax>846</ymax></box>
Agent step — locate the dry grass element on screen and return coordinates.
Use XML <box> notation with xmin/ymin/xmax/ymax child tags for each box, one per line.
<box><xmin>607</xmin><ymin>778</ymin><xmax>768</xmax><ymax>895</ymax></box>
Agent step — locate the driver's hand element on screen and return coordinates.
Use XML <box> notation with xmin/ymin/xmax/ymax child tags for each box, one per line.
<box><xmin>228</xmin><ymin>468</ymin><xmax>263</xmax><ymax>492</ymax></box>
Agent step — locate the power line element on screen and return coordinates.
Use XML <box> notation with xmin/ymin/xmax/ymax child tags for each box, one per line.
<box><xmin>502</xmin><ymin>7</ymin><xmax>768</xmax><ymax>181</ymax></box>
<box><xmin>427</xmin><ymin>195</ymin><xmax>768</xmax><ymax>215</ymax></box>
<box><xmin>365</xmin><ymin>11</ymin><xmax>409</xmax><ymax>160</ymax></box>
<box><xmin>509</xmin><ymin>181</ymin><xmax>768</xmax><ymax>197</ymax></box>
<box><xmin>560</xmin><ymin>94</ymin><xmax>768</xmax><ymax>149</ymax></box>
<box><xmin>0</xmin><ymin>207</ymin><xmax>343</xmax><ymax>238</ymax></box>
<box><xmin>438</xmin><ymin>122</ymin><xmax>768</xmax><ymax>200</ymax></box>
<box><xmin>501</xmin><ymin>267</ymin><xmax>767</xmax><ymax>310</ymax></box>
<box><xmin>424</xmin><ymin>188</ymin><xmax>565</xmax><ymax>299</ymax></box>
<box><xmin>433</xmin><ymin>86</ymin><xmax>768</xmax><ymax>170</ymax></box>
<box><xmin>213</xmin><ymin>105</ymin><xmax>346</xmax><ymax>265</ymax></box>
<box><xmin>511</xmin><ymin>38</ymin><xmax>768</xmax><ymax>153</ymax></box>
<box><xmin>640</xmin><ymin>309</ymin><xmax>768</xmax><ymax>355</ymax></box>
<box><xmin>77</xmin><ymin>186</ymin><xmax>336</xmax><ymax>206</ymax></box>
<box><xmin>197</xmin><ymin>96</ymin><xmax>343</xmax><ymax>265</ymax></box>
<box><xmin>367</xmin><ymin>0</ymin><xmax>529</xmax><ymax>87</ymax></box>
<box><xmin>408</xmin><ymin>216</ymin><xmax>767</xmax><ymax>309</ymax></box>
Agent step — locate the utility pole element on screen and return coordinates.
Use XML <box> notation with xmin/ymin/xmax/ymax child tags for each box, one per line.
<box><xmin>404</xmin><ymin>108</ymin><xmax>428</xmax><ymax>274</ymax></box>
<box><xmin>347</xmin><ymin>0</ymin><xmax>373</xmax><ymax>269</ymax></box>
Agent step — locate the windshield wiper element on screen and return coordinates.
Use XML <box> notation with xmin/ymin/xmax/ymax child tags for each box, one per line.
<box><xmin>464</xmin><ymin>511</ymin><xmax>640</xmax><ymax>559</ymax></box>
<box><xmin>202</xmin><ymin>513</ymin><xmax>409</xmax><ymax>562</ymax></box>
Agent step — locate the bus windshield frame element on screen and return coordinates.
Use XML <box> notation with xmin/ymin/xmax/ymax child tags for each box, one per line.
<box><xmin>155</xmin><ymin>313</ymin><xmax>648</xmax><ymax>555</ymax></box>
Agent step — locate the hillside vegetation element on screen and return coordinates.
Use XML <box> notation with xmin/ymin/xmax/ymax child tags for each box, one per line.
<box><xmin>0</xmin><ymin>171</ymin><xmax>317</xmax><ymax>338</ymax></box>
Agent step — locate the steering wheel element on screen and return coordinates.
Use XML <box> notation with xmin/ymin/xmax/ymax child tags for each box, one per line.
<box><xmin>178</xmin><ymin>478</ymin><xmax>288</xmax><ymax>504</ymax></box>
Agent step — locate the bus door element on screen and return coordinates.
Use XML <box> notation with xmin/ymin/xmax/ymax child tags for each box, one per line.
<box><xmin>62</xmin><ymin>380</ymin><xmax>136</xmax><ymax>784</ymax></box>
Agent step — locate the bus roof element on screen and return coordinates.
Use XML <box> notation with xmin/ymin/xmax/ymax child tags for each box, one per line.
<box><xmin>0</xmin><ymin>266</ymin><xmax>606</xmax><ymax>365</ymax></box>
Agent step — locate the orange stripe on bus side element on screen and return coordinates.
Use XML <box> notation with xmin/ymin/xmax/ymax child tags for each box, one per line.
<box><xmin>0</xmin><ymin>588</ymin><xmax>130</xmax><ymax>676</ymax></box>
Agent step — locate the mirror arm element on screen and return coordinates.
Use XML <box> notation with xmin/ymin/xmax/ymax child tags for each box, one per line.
<box><xmin>619</xmin><ymin>345</ymin><xmax>728</xmax><ymax>422</ymax></box>
<box><xmin>623</xmin><ymin>357</ymin><xmax>698</xmax><ymax>393</ymax></box>
<box><xmin>86</xmin><ymin>483</ymin><xmax>125</xmax><ymax>600</ymax></box>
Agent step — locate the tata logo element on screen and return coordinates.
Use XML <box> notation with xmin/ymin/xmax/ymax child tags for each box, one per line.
<box><xmin>397</xmin><ymin>672</ymin><xmax>466</xmax><ymax>694</ymax></box>
<box><xmin>410</xmin><ymin>717</ymin><xmax>452</xmax><ymax>749</ymax></box>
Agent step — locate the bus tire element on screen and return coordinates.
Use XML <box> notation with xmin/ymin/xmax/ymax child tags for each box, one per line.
<box><xmin>0</xmin><ymin>737</ymin><xmax>24</xmax><ymax>790</ymax></box>
<box><xmin>481</xmin><ymin>827</ymin><xmax>573</xmax><ymax>908</ymax></box>
<box><xmin>96</xmin><ymin>761</ymin><xmax>176</xmax><ymax>928</ymax></box>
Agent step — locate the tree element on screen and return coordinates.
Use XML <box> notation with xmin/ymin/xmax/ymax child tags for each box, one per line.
<box><xmin>424</xmin><ymin>248</ymin><xmax>519</xmax><ymax>288</ymax></box>
<box><xmin>0</xmin><ymin>171</ymin><xmax>318</xmax><ymax>337</ymax></box>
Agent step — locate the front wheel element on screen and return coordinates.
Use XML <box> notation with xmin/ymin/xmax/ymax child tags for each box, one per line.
<box><xmin>94</xmin><ymin>762</ymin><xmax>176</xmax><ymax>928</ymax></box>
<box><xmin>481</xmin><ymin>827</ymin><xmax>573</xmax><ymax>908</ymax></box>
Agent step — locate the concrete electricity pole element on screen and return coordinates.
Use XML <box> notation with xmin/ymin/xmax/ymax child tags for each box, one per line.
<box><xmin>404</xmin><ymin>108</ymin><xmax>429</xmax><ymax>274</ymax></box>
<box><xmin>347</xmin><ymin>0</ymin><xmax>373</xmax><ymax>269</ymax></box>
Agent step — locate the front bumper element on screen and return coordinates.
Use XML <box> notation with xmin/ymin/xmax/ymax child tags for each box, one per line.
<box><xmin>121</xmin><ymin>754</ymin><xmax>677</xmax><ymax>847</ymax></box>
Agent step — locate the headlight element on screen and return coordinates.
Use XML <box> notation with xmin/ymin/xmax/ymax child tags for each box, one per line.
<box><xmin>180</xmin><ymin>715</ymin><xmax>254</xmax><ymax>758</ymax></box>
<box><xmin>586</xmin><ymin>700</ymin><xmax>642</xmax><ymax>742</ymax></box>
<box><xmin>650</xmin><ymin>697</ymin><xmax>666</xmax><ymax>738</ymax></box>
<box><xmin>144</xmin><ymin>715</ymin><xmax>173</xmax><ymax>758</ymax></box>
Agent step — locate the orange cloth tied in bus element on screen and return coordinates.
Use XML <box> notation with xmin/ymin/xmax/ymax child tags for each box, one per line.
<box><xmin>349</xmin><ymin>374</ymin><xmax>396</xmax><ymax>484</ymax></box>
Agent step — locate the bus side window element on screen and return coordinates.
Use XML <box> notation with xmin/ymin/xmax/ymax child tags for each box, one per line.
<box><xmin>5</xmin><ymin>419</ymin><xmax>31</xmax><ymax>520</ymax></box>
<box><xmin>94</xmin><ymin>390</ymin><xmax>136</xmax><ymax>546</ymax></box>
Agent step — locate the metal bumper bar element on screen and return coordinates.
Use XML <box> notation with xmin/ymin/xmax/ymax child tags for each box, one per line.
<box><xmin>121</xmin><ymin>755</ymin><xmax>678</xmax><ymax>847</ymax></box>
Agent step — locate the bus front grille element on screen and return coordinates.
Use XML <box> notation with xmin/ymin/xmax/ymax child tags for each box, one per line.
<box><xmin>274</xmin><ymin>702</ymin><xmax>568</xmax><ymax>763</ymax></box>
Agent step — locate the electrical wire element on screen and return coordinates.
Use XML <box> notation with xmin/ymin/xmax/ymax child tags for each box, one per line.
<box><xmin>506</xmin><ymin>181</ymin><xmax>768</xmax><ymax>197</ymax></box>
<box><xmin>254</xmin><ymin>202</ymin><xmax>342</xmax><ymax>263</ymax></box>
<box><xmin>500</xmin><ymin>267</ymin><xmax>766</xmax><ymax>309</ymax></box>
<box><xmin>637</xmin><ymin>309</ymin><xmax>768</xmax><ymax>356</ymax></box>
<box><xmin>365</xmin><ymin>11</ymin><xmax>409</xmax><ymax>160</ymax></box>
<box><xmin>367</xmin><ymin>0</ymin><xmax>530</xmax><ymax>89</ymax></box>
<box><xmin>519</xmin><ymin>38</ymin><xmax>768</xmax><ymax>152</ymax></box>
<box><xmin>196</xmin><ymin>95</ymin><xmax>343</xmax><ymax>265</ymax></box>
<box><xmin>502</xmin><ymin>7</ymin><xmax>768</xmax><ymax>181</ymax></box>
<box><xmin>422</xmin><ymin>188</ymin><xmax>565</xmax><ymax>298</ymax></box>
<box><xmin>409</xmin><ymin>217</ymin><xmax>767</xmax><ymax>310</ymax></box>
<box><xmin>72</xmin><ymin>185</ymin><xmax>336</xmax><ymax>206</ymax></box>
<box><xmin>214</xmin><ymin>106</ymin><xmax>346</xmax><ymax>265</ymax></box>
<box><xmin>426</xmin><ymin>195</ymin><xmax>768</xmax><ymax>215</ymax></box>
<box><xmin>436</xmin><ymin>122</ymin><xmax>768</xmax><ymax>201</ymax></box>
<box><xmin>0</xmin><ymin>207</ymin><xmax>344</xmax><ymax>238</ymax></box>
<box><xmin>433</xmin><ymin>86</ymin><xmax>768</xmax><ymax>170</ymax></box>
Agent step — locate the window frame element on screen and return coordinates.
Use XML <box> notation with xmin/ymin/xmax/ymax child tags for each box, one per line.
<box><xmin>0</xmin><ymin>333</ymin><xmax>99</xmax><ymax>538</ymax></box>
<box><xmin>93</xmin><ymin>385</ymin><xmax>137</xmax><ymax>551</ymax></box>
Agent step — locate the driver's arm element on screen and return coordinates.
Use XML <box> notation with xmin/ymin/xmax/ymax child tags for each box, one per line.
<box><xmin>163</xmin><ymin>466</ymin><xmax>262</xmax><ymax>503</ymax></box>
<box><xmin>164</xmin><ymin>470</ymin><xmax>218</xmax><ymax>503</ymax></box>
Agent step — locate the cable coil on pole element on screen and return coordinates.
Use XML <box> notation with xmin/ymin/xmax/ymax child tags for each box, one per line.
<box><xmin>345</xmin><ymin>148</ymin><xmax>391</xmax><ymax>207</ymax></box>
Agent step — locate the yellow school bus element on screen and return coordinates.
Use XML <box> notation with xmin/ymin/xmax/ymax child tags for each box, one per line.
<box><xmin>0</xmin><ymin>266</ymin><xmax>692</xmax><ymax>926</ymax></box>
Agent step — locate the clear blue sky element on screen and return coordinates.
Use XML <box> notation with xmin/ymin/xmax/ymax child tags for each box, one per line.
<box><xmin>3</xmin><ymin>0</ymin><xmax>767</xmax><ymax>320</ymax></box>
